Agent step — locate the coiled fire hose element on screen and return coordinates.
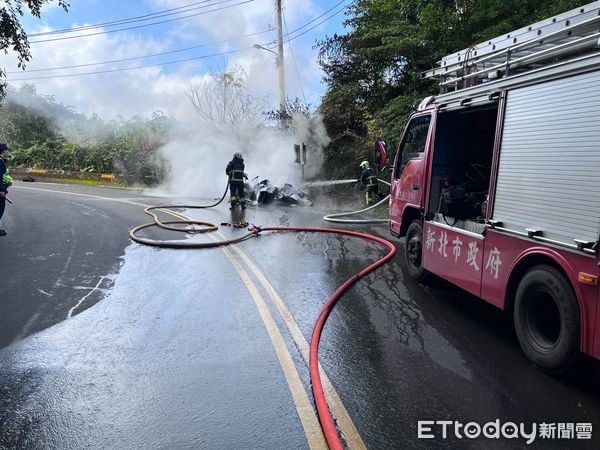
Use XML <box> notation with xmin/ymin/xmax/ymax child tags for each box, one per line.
<box><xmin>129</xmin><ymin>181</ymin><xmax>258</xmax><ymax>248</ymax></box>
<box><xmin>129</xmin><ymin>182</ymin><xmax>397</xmax><ymax>449</ymax></box>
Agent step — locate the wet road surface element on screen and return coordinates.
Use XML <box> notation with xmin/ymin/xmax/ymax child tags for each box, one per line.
<box><xmin>1</xmin><ymin>182</ymin><xmax>599</xmax><ymax>448</ymax></box>
<box><xmin>0</xmin><ymin>183</ymin><xmax>150</xmax><ymax>348</ymax></box>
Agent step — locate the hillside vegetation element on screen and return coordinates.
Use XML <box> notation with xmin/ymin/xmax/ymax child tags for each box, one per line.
<box><xmin>317</xmin><ymin>0</ymin><xmax>585</xmax><ymax>177</ymax></box>
<box><xmin>0</xmin><ymin>1</ymin><xmax>586</xmax><ymax>184</ymax></box>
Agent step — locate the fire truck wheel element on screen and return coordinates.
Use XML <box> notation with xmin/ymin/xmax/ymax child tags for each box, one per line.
<box><xmin>404</xmin><ymin>220</ymin><xmax>427</xmax><ymax>281</ymax></box>
<box><xmin>514</xmin><ymin>265</ymin><xmax>580</xmax><ymax>374</ymax></box>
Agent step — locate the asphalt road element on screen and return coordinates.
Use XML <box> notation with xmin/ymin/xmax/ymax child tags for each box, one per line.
<box><xmin>0</xmin><ymin>181</ymin><xmax>599</xmax><ymax>449</ymax></box>
<box><xmin>0</xmin><ymin>182</ymin><xmax>152</xmax><ymax>348</ymax></box>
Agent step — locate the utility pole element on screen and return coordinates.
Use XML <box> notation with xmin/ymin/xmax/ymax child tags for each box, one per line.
<box><xmin>275</xmin><ymin>0</ymin><xmax>286</xmax><ymax>113</ymax></box>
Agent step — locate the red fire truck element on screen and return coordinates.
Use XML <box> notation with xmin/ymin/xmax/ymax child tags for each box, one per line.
<box><xmin>389</xmin><ymin>2</ymin><xmax>600</xmax><ymax>374</ymax></box>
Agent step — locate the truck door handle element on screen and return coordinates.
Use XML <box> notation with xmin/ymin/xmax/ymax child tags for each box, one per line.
<box><xmin>413</xmin><ymin>184</ymin><xmax>420</xmax><ymax>191</ymax></box>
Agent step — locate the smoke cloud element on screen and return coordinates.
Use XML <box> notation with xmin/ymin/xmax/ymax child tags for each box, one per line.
<box><xmin>156</xmin><ymin>112</ymin><xmax>331</xmax><ymax>198</ymax></box>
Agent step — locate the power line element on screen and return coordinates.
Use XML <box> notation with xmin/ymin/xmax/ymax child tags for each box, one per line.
<box><xmin>30</xmin><ymin>0</ymin><xmax>255</xmax><ymax>44</ymax></box>
<box><xmin>8</xmin><ymin>29</ymin><xmax>272</xmax><ymax>74</ymax></box>
<box><xmin>285</xmin><ymin>0</ymin><xmax>348</xmax><ymax>38</ymax></box>
<box><xmin>252</xmin><ymin>0</ymin><xmax>348</xmax><ymax>50</ymax></box>
<box><xmin>29</xmin><ymin>0</ymin><xmax>224</xmax><ymax>37</ymax></box>
<box><xmin>6</xmin><ymin>1</ymin><xmax>349</xmax><ymax>82</ymax></box>
<box><xmin>282</xmin><ymin>8</ymin><xmax>306</xmax><ymax>104</ymax></box>
<box><xmin>286</xmin><ymin>3</ymin><xmax>348</xmax><ymax>42</ymax></box>
<box><xmin>6</xmin><ymin>47</ymin><xmax>251</xmax><ymax>81</ymax></box>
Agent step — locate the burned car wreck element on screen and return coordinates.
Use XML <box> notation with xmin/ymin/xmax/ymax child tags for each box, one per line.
<box><xmin>244</xmin><ymin>179</ymin><xmax>312</xmax><ymax>206</ymax></box>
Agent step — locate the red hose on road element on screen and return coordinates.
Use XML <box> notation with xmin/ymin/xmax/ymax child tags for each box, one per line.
<box><xmin>256</xmin><ymin>226</ymin><xmax>396</xmax><ymax>450</ymax></box>
<box><xmin>132</xmin><ymin>202</ymin><xmax>396</xmax><ymax>448</ymax></box>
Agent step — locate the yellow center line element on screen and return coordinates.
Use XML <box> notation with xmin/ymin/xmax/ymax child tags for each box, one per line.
<box><xmin>218</xmin><ymin>244</ymin><xmax>328</xmax><ymax>449</ymax></box>
<box><xmin>230</xmin><ymin>243</ymin><xmax>367</xmax><ymax>450</ymax></box>
<box><xmin>15</xmin><ymin>185</ymin><xmax>327</xmax><ymax>449</ymax></box>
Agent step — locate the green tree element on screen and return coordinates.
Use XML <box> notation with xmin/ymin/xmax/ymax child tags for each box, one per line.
<box><xmin>318</xmin><ymin>82</ymin><xmax>369</xmax><ymax>178</ymax></box>
<box><xmin>317</xmin><ymin>0</ymin><xmax>588</xmax><ymax>176</ymax></box>
<box><xmin>0</xmin><ymin>0</ymin><xmax>70</xmax><ymax>97</ymax></box>
<box><xmin>0</xmin><ymin>85</ymin><xmax>62</xmax><ymax>149</ymax></box>
<box><xmin>108</xmin><ymin>113</ymin><xmax>173</xmax><ymax>185</ymax></box>
<box><xmin>263</xmin><ymin>97</ymin><xmax>311</xmax><ymax>131</ymax></box>
<box><xmin>0</xmin><ymin>84</ymin><xmax>175</xmax><ymax>184</ymax></box>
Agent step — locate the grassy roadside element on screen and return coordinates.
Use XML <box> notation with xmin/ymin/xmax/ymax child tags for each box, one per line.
<box><xmin>11</xmin><ymin>168</ymin><xmax>143</xmax><ymax>190</ymax></box>
<box><xmin>36</xmin><ymin>177</ymin><xmax>135</xmax><ymax>189</ymax></box>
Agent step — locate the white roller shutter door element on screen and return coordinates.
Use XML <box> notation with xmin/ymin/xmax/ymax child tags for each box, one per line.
<box><xmin>493</xmin><ymin>70</ymin><xmax>600</xmax><ymax>246</ymax></box>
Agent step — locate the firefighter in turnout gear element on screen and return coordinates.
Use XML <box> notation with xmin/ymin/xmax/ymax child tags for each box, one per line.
<box><xmin>0</xmin><ymin>144</ymin><xmax>13</xmax><ymax>236</ymax></box>
<box><xmin>359</xmin><ymin>160</ymin><xmax>383</xmax><ymax>206</ymax></box>
<box><xmin>226</xmin><ymin>152</ymin><xmax>248</xmax><ymax>210</ymax></box>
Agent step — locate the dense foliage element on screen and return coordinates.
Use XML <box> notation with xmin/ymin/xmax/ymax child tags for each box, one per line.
<box><xmin>317</xmin><ymin>0</ymin><xmax>587</xmax><ymax>177</ymax></box>
<box><xmin>0</xmin><ymin>1</ymin><xmax>590</xmax><ymax>183</ymax></box>
<box><xmin>0</xmin><ymin>85</ymin><xmax>176</xmax><ymax>185</ymax></box>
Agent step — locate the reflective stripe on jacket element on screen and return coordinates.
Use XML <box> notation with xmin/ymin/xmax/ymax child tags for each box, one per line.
<box><xmin>228</xmin><ymin>169</ymin><xmax>245</xmax><ymax>181</ymax></box>
<box><xmin>226</xmin><ymin>157</ymin><xmax>245</xmax><ymax>181</ymax></box>
<box><xmin>0</xmin><ymin>159</ymin><xmax>11</xmax><ymax>186</ymax></box>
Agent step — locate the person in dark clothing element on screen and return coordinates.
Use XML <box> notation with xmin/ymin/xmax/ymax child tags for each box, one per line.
<box><xmin>225</xmin><ymin>152</ymin><xmax>248</xmax><ymax>210</ymax></box>
<box><xmin>0</xmin><ymin>143</ymin><xmax>13</xmax><ymax>236</ymax></box>
<box><xmin>359</xmin><ymin>160</ymin><xmax>383</xmax><ymax>206</ymax></box>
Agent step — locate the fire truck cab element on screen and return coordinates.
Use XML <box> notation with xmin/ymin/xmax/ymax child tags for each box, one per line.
<box><xmin>389</xmin><ymin>1</ymin><xmax>600</xmax><ymax>374</ymax></box>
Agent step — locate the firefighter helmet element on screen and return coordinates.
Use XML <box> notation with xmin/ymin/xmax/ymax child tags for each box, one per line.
<box><xmin>359</xmin><ymin>161</ymin><xmax>370</xmax><ymax>170</ymax></box>
<box><xmin>233</xmin><ymin>152</ymin><xmax>243</xmax><ymax>159</ymax></box>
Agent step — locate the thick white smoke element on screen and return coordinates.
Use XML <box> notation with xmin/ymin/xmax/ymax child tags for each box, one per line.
<box><xmin>157</xmin><ymin>110</ymin><xmax>330</xmax><ymax>199</ymax></box>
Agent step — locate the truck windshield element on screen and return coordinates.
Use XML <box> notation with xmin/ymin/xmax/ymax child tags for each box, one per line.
<box><xmin>395</xmin><ymin>114</ymin><xmax>431</xmax><ymax>179</ymax></box>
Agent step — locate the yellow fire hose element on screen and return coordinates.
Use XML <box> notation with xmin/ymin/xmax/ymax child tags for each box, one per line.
<box><xmin>129</xmin><ymin>181</ymin><xmax>259</xmax><ymax>248</ymax></box>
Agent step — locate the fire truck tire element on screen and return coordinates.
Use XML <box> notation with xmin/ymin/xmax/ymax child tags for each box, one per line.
<box><xmin>404</xmin><ymin>220</ymin><xmax>428</xmax><ymax>281</ymax></box>
<box><xmin>514</xmin><ymin>265</ymin><xmax>580</xmax><ymax>374</ymax></box>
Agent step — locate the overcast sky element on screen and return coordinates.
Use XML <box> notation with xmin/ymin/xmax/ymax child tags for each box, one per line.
<box><xmin>0</xmin><ymin>0</ymin><xmax>350</xmax><ymax>120</ymax></box>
